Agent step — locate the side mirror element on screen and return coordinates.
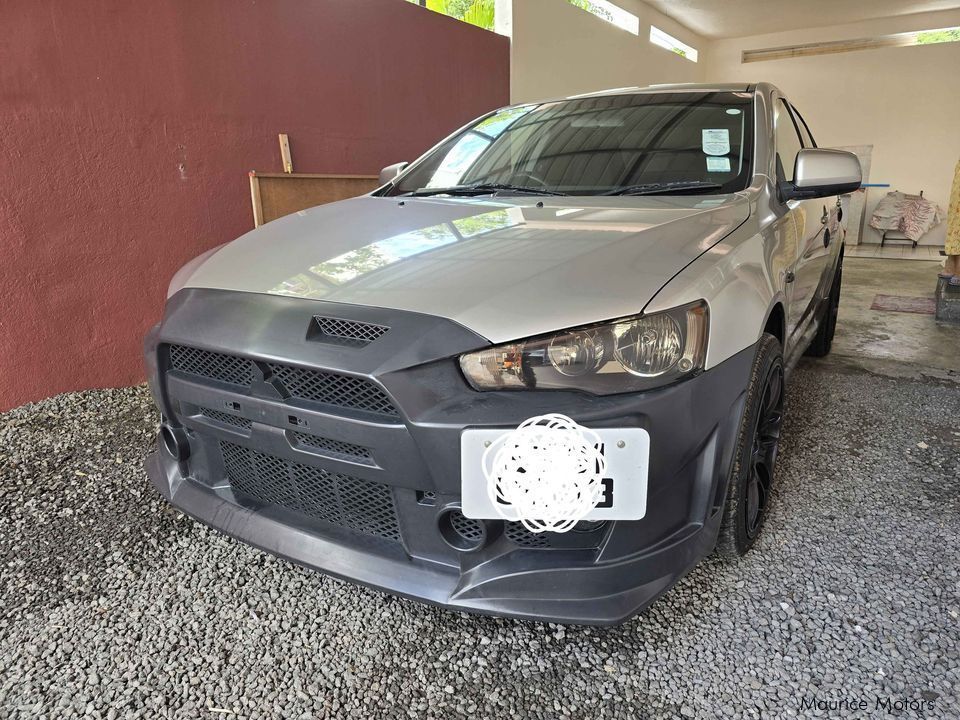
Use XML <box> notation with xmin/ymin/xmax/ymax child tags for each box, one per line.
<box><xmin>379</xmin><ymin>161</ymin><xmax>409</xmax><ymax>186</ymax></box>
<box><xmin>781</xmin><ymin>148</ymin><xmax>861</xmax><ymax>200</ymax></box>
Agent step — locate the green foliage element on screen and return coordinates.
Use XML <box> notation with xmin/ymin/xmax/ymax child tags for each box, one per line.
<box><xmin>567</xmin><ymin>0</ymin><xmax>613</xmax><ymax>23</ymax></box>
<box><xmin>915</xmin><ymin>27</ymin><xmax>960</xmax><ymax>45</ymax></box>
<box><xmin>416</xmin><ymin>0</ymin><xmax>495</xmax><ymax>31</ymax></box>
<box><xmin>425</xmin><ymin>0</ymin><xmax>451</xmax><ymax>15</ymax></box>
<box><xmin>462</xmin><ymin>0</ymin><xmax>495</xmax><ymax>31</ymax></box>
<box><xmin>430</xmin><ymin>0</ymin><xmax>475</xmax><ymax>16</ymax></box>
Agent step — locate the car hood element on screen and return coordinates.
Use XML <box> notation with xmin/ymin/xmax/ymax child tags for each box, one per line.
<box><xmin>182</xmin><ymin>194</ymin><xmax>749</xmax><ymax>344</ymax></box>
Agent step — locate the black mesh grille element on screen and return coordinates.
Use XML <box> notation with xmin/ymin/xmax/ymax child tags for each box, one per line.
<box><xmin>314</xmin><ymin>316</ymin><xmax>389</xmax><ymax>346</ymax></box>
<box><xmin>267</xmin><ymin>363</ymin><xmax>399</xmax><ymax>418</ymax></box>
<box><xmin>201</xmin><ymin>407</ymin><xmax>252</xmax><ymax>430</ymax></box>
<box><xmin>292</xmin><ymin>431</ymin><xmax>373</xmax><ymax>464</ymax></box>
<box><xmin>169</xmin><ymin>345</ymin><xmax>254</xmax><ymax>387</ymax></box>
<box><xmin>220</xmin><ymin>442</ymin><xmax>401</xmax><ymax>542</ymax></box>
<box><xmin>165</xmin><ymin>344</ymin><xmax>399</xmax><ymax>420</ymax></box>
<box><xmin>504</xmin><ymin>522</ymin><xmax>552</xmax><ymax>548</ymax></box>
<box><xmin>449</xmin><ymin>511</ymin><xmax>485</xmax><ymax>542</ymax></box>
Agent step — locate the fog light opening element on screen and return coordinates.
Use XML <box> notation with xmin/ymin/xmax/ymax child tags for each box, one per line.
<box><xmin>438</xmin><ymin>508</ymin><xmax>487</xmax><ymax>553</ymax></box>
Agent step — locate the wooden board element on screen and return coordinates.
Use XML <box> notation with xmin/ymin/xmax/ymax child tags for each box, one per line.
<box><xmin>249</xmin><ymin>172</ymin><xmax>380</xmax><ymax>227</ymax></box>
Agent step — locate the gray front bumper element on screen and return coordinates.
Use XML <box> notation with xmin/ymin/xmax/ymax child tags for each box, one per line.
<box><xmin>145</xmin><ymin>288</ymin><xmax>755</xmax><ymax>624</ymax></box>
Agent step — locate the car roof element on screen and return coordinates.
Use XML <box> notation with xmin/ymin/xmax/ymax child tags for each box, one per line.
<box><xmin>565</xmin><ymin>83</ymin><xmax>753</xmax><ymax>99</ymax></box>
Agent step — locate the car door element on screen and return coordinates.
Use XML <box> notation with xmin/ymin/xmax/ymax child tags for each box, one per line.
<box><xmin>788</xmin><ymin>103</ymin><xmax>850</xmax><ymax>278</ymax></box>
<box><xmin>790</xmin><ymin>100</ymin><xmax>842</xmax><ymax>295</ymax></box>
<box><xmin>774</xmin><ymin>96</ymin><xmax>825</xmax><ymax>344</ymax></box>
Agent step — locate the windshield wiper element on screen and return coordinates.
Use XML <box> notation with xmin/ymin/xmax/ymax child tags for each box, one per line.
<box><xmin>408</xmin><ymin>183</ymin><xmax>567</xmax><ymax>197</ymax></box>
<box><xmin>604</xmin><ymin>181</ymin><xmax>724</xmax><ymax>196</ymax></box>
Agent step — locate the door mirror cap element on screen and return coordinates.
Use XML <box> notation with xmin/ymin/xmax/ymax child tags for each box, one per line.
<box><xmin>379</xmin><ymin>161</ymin><xmax>409</xmax><ymax>186</ymax></box>
<box><xmin>781</xmin><ymin>148</ymin><xmax>862</xmax><ymax>200</ymax></box>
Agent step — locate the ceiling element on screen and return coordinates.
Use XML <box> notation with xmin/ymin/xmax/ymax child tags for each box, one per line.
<box><xmin>642</xmin><ymin>0</ymin><xmax>960</xmax><ymax>39</ymax></box>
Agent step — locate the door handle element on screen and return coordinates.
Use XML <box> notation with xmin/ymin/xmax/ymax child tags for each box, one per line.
<box><xmin>824</xmin><ymin>228</ymin><xmax>831</xmax><ymax>248</ymax></box>
<box><xmin>785</xmin><ymin>270</ymin><xmax>796</xmax><ymax>283</ymax></box>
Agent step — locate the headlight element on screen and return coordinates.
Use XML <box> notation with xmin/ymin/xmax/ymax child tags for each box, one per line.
<box><xmin>459</xmin><ymin>301</ymin><xmax>708</xmax><ymax>394</ymax></box>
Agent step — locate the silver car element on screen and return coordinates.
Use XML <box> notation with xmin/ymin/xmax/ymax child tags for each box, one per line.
<box><xmin>145</xmin><ymin>82</ymin><xmax>861</xmax><ymax>624</ymax></box>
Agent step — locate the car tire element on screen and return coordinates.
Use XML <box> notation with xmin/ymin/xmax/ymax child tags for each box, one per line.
<box><xmin>715</xmin><ymin>333</ymin><xmax>785</xmax><ymax>558</ymax></box>
<box><xmin>805</xmin><ymin>253</ymin><xmax>843</xmax><ymax>358</ymax></box>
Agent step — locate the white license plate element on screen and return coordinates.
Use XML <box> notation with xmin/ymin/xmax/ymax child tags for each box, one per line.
<box><xmin>460</xmin><ymin>428</ymin><xmax>650</xmax><ymax>521</ymax></box>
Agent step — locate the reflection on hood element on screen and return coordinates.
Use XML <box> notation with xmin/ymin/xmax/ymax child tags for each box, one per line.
<box><xmin>183</xmin><ymin>194</ymin><xmax>749</xmax><ymax>343</ymax></box>
<box><xmin>271</xmin><ymin>209</ymin><xmax>521</xmax><ymax>297</ymax></box>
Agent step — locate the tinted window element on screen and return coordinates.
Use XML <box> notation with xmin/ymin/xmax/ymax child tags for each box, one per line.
<box><xmin>774</xmin><ymin>99</ymin><xmax>803</xmax><ymax>182</ymax></box>
<box><xmin>389</xmin><ymin>92</ymin><xmax>754</xmax><ymax>196</ymax></box>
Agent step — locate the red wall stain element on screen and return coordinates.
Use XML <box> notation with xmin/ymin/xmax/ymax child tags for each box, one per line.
<box><xmin>0</xmin><ymin>0</ymin><xmax>509</xmax><ymax>410</ymax></box>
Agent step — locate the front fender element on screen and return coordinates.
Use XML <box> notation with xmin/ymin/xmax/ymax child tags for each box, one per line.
<box><xmin>644</xmin><ymin>223</ymin><xmax>788</xmax><ymax>369</ymax></box>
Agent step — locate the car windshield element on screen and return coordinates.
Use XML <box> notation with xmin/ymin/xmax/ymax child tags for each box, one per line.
<box><xmin>388</xmin><ymin>91</ymin><xmax>754</xmax><ymax>197</ymax></box>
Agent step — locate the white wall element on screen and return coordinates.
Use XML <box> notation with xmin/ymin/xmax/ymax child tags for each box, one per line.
<box><xmin>501</xmin><ymin>0</ymin><xmax>707</xmax><ymax>104</ymax></box>
<box><xmin>702</xmin><ymin>10</ymin><xmax>960</xmax><ymax>246</ymax></box>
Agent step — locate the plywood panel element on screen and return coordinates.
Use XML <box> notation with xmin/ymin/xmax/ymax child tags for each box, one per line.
<box><xmin>249</xmin><ymin>172</ymin><xmax>380</xmax><ymax>227</ymax></box>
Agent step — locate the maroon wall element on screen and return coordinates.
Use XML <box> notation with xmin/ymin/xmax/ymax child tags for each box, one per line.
<box><xmin>0</xmin><ymin>0</ymin><xmax>509</xmax><ymax>410</ymax></box>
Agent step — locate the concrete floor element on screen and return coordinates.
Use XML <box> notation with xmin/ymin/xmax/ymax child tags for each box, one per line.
<box><xmin>845</xmin><ymin>243</ymin><xmax>945</xmax><ymax>261</ymax></box>
<box><xmin>827</xmin><ymin>257</ymin><xmax>960</xmax><ymax>380</ymax></box>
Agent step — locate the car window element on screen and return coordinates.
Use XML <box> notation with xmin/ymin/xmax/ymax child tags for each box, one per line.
<box><xmin>388</xmin><ymin>92</ymin><xmax>755</xmax><ymax>196</ymax></box>
<box><xmin>788</xmin><ymin>103</ymin><xmax>817</xmax><ymax>148</ymax></box>
<box><xmin>774</xmin><ymin>98</ymin><xmax>803</xmax><ymax>182</ymax></box>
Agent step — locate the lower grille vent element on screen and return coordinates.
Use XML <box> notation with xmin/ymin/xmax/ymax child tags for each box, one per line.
<box><xmin>201</xmin><ymin>407</ymin><xmax>252</xmax><ymax>430</ymax></box>
<box><xmin>292</xmin><ymin>432</ymin><xmax>374</xmax><ymax>465</ymax></box>
<box><xmin>505</xmin><ymin>522</ymin><xmax>552</xmax><ymax>548</ymax></box>
<box><xmin>220</xmin><ymin>442</ymin><xmax>401</xmax><ymax>542</ymax></box>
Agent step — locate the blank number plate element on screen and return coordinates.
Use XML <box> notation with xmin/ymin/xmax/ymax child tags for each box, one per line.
<box><xmin>460</xmin><ymin>428</ymin><xmax>650</xmax><ymax>521</ymax></box>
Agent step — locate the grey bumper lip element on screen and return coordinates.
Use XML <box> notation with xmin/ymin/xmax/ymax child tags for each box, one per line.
<box><xmin>147</xmin><ymin>450</ymin><xmax>718</xmax><ymax>625</ymax></box>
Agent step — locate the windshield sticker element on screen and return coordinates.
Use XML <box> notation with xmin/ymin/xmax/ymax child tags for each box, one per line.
<box><xmin>706</xmin><ymin>156</ymin><xmax>731</xmax><ymax>173</ymax></box>
<box><xmin>702</xmin><ymin>128</ymin><xmax>730</xmax><ymax>156</ymax></box>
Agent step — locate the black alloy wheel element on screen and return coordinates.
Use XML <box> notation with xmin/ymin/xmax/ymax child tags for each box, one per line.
<box><xmin>716</xmin><ymin>333</ymin><xmax>785</xmax><ymax>557</ymax></box>
<box><xmin>745</xmin><ymin>358</ymin><xmax>784</xmax><ymax>539</ymax></box>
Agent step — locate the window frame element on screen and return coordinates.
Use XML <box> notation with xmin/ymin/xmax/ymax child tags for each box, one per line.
<box><xmin>787</xmin><ymin>102</ymin><xmax>817</xmax><ymax>149</ymax></box>
<box><xmin>773</xmin><ymin>97</ymin><xmax>805</xmax><ymax>187</ymax></box>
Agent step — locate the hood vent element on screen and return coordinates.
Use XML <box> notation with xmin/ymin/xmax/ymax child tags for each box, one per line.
<box><xmin>312</xmin><ymin>316</ymin><xmax>389</xmax><ymax>347</ymax></box>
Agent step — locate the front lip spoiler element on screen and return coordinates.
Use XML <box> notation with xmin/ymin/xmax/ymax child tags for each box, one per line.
<box><xmin>147</xmin><ymin>451</ymin><xmax>719</xmax><ymax>625</ymax></box>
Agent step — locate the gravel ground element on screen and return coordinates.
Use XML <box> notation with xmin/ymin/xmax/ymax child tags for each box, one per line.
<box><xmin>1</xmin><ymin>361</ymin><xmax>958</xmax><ymax>719</ymax></box>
